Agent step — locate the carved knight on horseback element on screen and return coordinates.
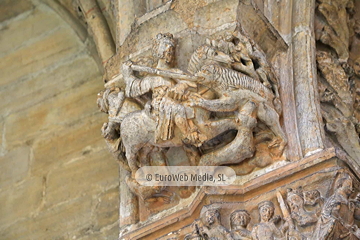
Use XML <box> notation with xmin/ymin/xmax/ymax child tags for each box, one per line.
<box><xmin>98</xmin><ymin>32</ymin><xmax>287</xmax><ymax>201</ymax></box>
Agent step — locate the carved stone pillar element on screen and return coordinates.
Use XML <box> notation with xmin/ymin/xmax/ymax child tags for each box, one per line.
<box><xmin>119</xmin><ymin>167</ymin><xmax>138</xmax><ymax>226</ymax></box>
<box><xmin>95</xmin><ymin>0</ymin><xmax>360</xmax><ymax>239</ymax></box>
<box><xmin>292</xmin><ymin>0</ymin><xmax>325</xmax><ymax>157</ymax></box>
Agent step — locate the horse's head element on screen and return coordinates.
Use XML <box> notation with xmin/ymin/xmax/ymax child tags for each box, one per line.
<box><xmin>97</xmin><ymin>90</ymin><xmax>109</xmax><ymax>113</ymax></box>
<box><xmin>188</xmin><ymin>45</ymin><xmax>233</xmax><ymax>74</ymax></box>
<box><xmin>97</xmin><ymin>87</ymin><xmax>124</xmax><ymax>114</ymax></box>
<box><xmin>194</xmin><ymin>64</ymin><xmax>220</xmax><ymax>89</ymax></box>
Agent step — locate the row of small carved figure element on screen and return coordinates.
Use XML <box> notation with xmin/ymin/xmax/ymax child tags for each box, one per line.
<box><xmin>182</xmin><ymin>173</ymin><xmax>360</xmax><ymax>240</ymax></box>
<box><xmin>184</xmin><ymin>200</ymin><xmax>285</xmax><ymax>240</ymax></box>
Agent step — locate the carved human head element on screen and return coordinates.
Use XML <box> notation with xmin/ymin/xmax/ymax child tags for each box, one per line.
<box><xmin>258</xmin><ymin>201</ymin><xmax>274</xmax><ymax>222</ymax></box>
<box><xmin>286</xmin><ymin>188</ymin><xmax>304</xmax><ymax>212</ymax></box>
<box><xmin>97</xmin><ymin>89</ymin><xmax>112</xmax><ymax>113</ymax></box>
<box><xmin>303</xmin><ymin>190</ymin><xmax>321</xmax><ymax>206</ymax></box>
<box><xmin>335</xmin><ymin>172</ymin><xmax>353</xmax><ymax>196</ymax></box>
<box><xmin>353</xmin><ymin>57</ymin><xmax>360</xmax><ymax>77</ymax></box>
<box><xmin>152</xmin><ymin>33</ymin><xmax>176</xmax><ymax>64</ymax></box>
<box><xmin>200</xmin><ymin>205</ymin><xmax>221</xmax><ymax>226</ymax></box>
<box><xmin>97</xmin><ymin>90</ymin><xmax>106</xmax><ymax>112</ymax></box>
<box><xmin>230</xmin><ymin>210</ymin><xmax>250</xmax><ymax>230</ymax></box>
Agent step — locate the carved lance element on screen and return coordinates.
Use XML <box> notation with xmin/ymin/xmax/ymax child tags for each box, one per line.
<box><xmin>130</xmin><ymin>64</ymin><xmax>199</xmax><ymax>88</ymax></box>
<box><xmin>276</xmin><ymin>191</ymin><xmax>295</xmax><ymax>229</ymax></box>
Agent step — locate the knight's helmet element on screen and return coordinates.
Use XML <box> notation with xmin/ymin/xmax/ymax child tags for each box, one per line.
<box><xmin>152</xmin><ymin>33</ymin><xmax>176</xmax><ymax>64</ymax></box>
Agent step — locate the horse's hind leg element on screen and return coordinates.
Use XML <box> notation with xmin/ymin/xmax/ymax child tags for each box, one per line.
<box><xmin>199</xmin><ymin>102</ymin><xmax>257</xmax><ymax>166</ymax></box>
<box><xmin>149</xmin><ymin>148</ymin><xmax>167</xmax><ymax>167</ymax></box>
<box><xmin>125</xmin><ymin>145</ymin><xmax>142</xmax><ymax>178</ymax></box>
<box><xmin>138</xmin><ymin>146</ymin><xmax>154</xmax><ymax>168</ymax></box>
<box><xmin>183</xmin><ymin>144</ymin><xmax>201</xmax><ymax>166</ymax></box>
<box><xmin>198</xmin><ymin>124</ymin><xmax>255</xmax><ymax>166</ymax></box>
<box><xmin>257</xmin><ymin>102</ymin><xmax>287</xmax><ymax>155</ymax></box>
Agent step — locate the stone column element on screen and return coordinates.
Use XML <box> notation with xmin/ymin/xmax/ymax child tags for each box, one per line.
<box><xmin>292</xmin><ymin>0</ymin><xmax>324</xmax><ymax>157</ymax></box>
<box><xmin>264</xmin><ymin>0</ymin><xmax>303</xmax><ymax>161</ymax></box>
<box><xmin>119</xmin><ymin>167</ymin><xmax>138</xmax><ymax>226</ymax></box>
<box><xmin>78</xmin><ymin>0</ymin><xmax>115</xmax><ymax>65</ymax></box>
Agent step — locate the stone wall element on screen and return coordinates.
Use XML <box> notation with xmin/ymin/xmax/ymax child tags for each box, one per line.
<box><xmin>0</xmin><ymin>1</ymin><xmax>119</xmax><ymax>239</ymax></box>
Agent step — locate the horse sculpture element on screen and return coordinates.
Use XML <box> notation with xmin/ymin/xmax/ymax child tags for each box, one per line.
<box><xmin>99</xmin><ymin>31</ymin><xmax>288</xmax><ymax>202</ymax></box>
<box><xmin>188</xmin><ymin>63</ymin><xmax>287</xmax><ymax>166</ymax></box>
<box><xmin>119</xmin><ymin>45</ymin><xmax>237</xmax><ymax>178</ymax></box>
<box><xmin>120</xmin><ymin>42</ymin><xmax>287</xmax><ymax>175</ymax></box>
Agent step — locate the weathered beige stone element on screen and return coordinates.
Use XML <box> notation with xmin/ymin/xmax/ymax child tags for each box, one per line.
<box><xmin>41</xmin><ymin>0</ymin><xmax>88</xmax><ymax>43</ymax></box>
<box><xmin>236</xmin><ymin>0</ymin><xmax>287</xmax><ymax>60</ymax></box>
<box><xmin>132</xmin><ymin>0</ymin><xmax>147</xmax><ymax>19</ymax></box>
<box><xmin>109</xmin><ymin>29</ymin><xmax>288</xmax><ymax>228</ymax></box>
<box><xmin>0</xmin><ymin>146</ymin><xmax>30</xmax><ymax>189</ymax></box>
<box><xmin>77</xmin><ymin>224</ymin><xmax>119</xmax><ymax>240</ymax></box>
<box><xmin>119</xmin><ymin>166</ymin><xmax>139</xmax><ymax>225</ymax></box>
<box><xmin>57</xmin><ymin>0</ymin><xmax>82</xmax><ymax>22</ymax></box>
<box><xmin>0</xmin><ymin>1</ymin><xmax>119</xmax><ymax>239</ymax></box>
<box><xmin>78</xmin><ymin>0</ymin><xmax>115</xmax><ymax>65</ymax></box>
<box><xmin>4</xmin><ymin>74</ymin><xmax>102</xmax><ymax>149</ymax></box>
<box><xmin>0</xmin><ymin>196</ymin><xmax>93</xmax><ymax>240</ymax></box>
<box><xmin>273</xmin><ymin>51</ymin><xmax>302</xmax><ymax>161</ymax></box>
<box><xmin>170</xmin><ymin>0</ymin><xmax>207</xmax><ymax>28</ymax></box>
<box><xmin>0</xmin><ymin>8</ymin><xmax>63</xmax><ymax>57</ymax></box>
<box><xmin>0</xmin><ymin>27</ymin><xmax>82</xmax><ymax>88</ymax></box>
<box><xmin>263</xmin><ymin>0</ymin><xmax>280</xmax><ymax>30</ymax></box>
<box><xmin>97</xmin><ymin>0</ymin><xmax>116</xmax><ymax>40</ymax></box>
<box><xmin>253</xmin><ymin>0</ymin><xmax>264</xmax><ymax>12</ymax></box>
<box><xmin>93</xmin><ymin>187</ymin><xmax>119</xmax><ymax>231</ymax></box>
<box><xmin>292</xmin><ymin>30</ymin><xmax>325</xmax><ymax>156</ymax></box>
<box><xmin>2</xmin><ymin>0</ymin><xmax>360</xmax><ymax>239</ymax></box>
<box><xmin>292</xmin><ymin>0</ymin><xmax>314</xmax><ymax>30</ymax></box>
<box><xmin>0</xmin><ymin>119</ymin><xmax>4</xmax><ymax>155</ymax></box>
<box><xmin>193</xmin><ymin>0</ymin><xmax>237</xmax><ymax>29</ymax></box>
<box><xmin>31</xmin><ymin>118</ymin><xmax>107</xmax><ymax>176</ymax></box>
<box><xmin>135</xmin><ymin>11</ymin><xmax>187</xmax><ymax>50</ymax></box>
<box><xmin>175</xmin><ymin>35</ymin><xmax>196</xmax><ymax>70</ymax></box>
<box><xmin>0</xmin><ymin>56</ymin><xmax>100</xmax><ymax>113</ymax></box>
<box><xmin>0</xmin><ymin>0</ymin><xmax>34</xmax><ymax>23</ymax></box>
<box><xmin>263</xmin><ymin>0</ymin><xmax>292</xmax><ymax>41</ymax></box>
<box><xmin>0</xmin><ymin>177</ymin><xmax>43</xmax><ymax>228</ymax></box>
<box><xmin>118</xmin><ymin>0</ymin><xmax>136</xmax><ymax>46</ymax></box>
<box><xmin>45</xmin><ymin>148</ymin><xmax>117</xmax><ymax>207</ymax></box>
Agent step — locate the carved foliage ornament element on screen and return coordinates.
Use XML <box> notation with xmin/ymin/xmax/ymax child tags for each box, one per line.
<box><xmin>315</xmin><ymin>0</ymin><xmax>360</xmax><ymax>161</ymax></box>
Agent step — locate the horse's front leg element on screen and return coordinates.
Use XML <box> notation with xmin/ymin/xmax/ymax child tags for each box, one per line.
<box><xmin>257</xmin><ymin>102</ymin><xmax>287</xmax><ymax>156</ymax></box>
<box><xmin>198</xmin><ymin>124</ymin><xmax>255</xmax><ymax>166</ymax></box>
<box><xmin>198</xmin><ymin>101</ymin><xmax>258</xmax><ymax>166</ymax></box>
<box><xmin>188</xmin><ymin>94</ymin><xmax>239</xmax><ymax>112</ymax></box>
<box><xmin>196</xmin><ymin>118</ymin><xmax>237</xmax><ymax>141</ymax></box>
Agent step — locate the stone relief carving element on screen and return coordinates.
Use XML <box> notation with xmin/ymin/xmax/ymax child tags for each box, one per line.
<box><xmin>353</xmin><ymin>56</ymin><xmax>360</xmax><ymax>121</ymax></box>
<box><xmin>286</xmin><ymin>187</ymin><xmax>319</xmax><ymax>227</ymax></box>
<box><xmin>251</xmin><ymin>200</ymin><xmax>285</xmax><ymax>240</ymax></box>
<box><xmin>312</xmin><ymin>172</ymin><xmax>359</xmax><ymax>239</ymax></box>
<box><xmin>185</xmin><ymin>204</ymin><xmax>234</xmax><ymax>240</ymax></box>
<box><xmin>163</xmin><ymin>171</ymin><xmax>360</xmax><ymax>240</ymax></box>
<box><xmin>230</xmin><ymin>210</ymin><xmax>252</xmax><ymax>240</ymax></box>
<box><xmin>315</xmin><ymin>0</ymin><xmax>360</xmax><ymax>162</ymax></box>
<box><xmin>315</xmin><ymin>0</ymin><xmax>354</xmax><ymax>63</ymax></box>
<box><xmin>98</xmin><ymin>31</ymin><xmax>287</xmax><ymax>204</ymax></box>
